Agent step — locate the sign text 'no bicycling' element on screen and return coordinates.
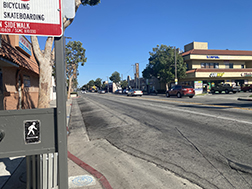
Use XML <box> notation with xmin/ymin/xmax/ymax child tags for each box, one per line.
<box><xmin>0</xmin><ymin>0</ymin><xmax>62</xmax><ymax>36</ymax></box>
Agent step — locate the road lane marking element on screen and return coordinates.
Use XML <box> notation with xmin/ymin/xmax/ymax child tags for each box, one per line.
<box><xmin>139</xmin><ymin>96</ymin><xmax>252</xmax><ymax>111</ymax></box>
<box><xmin>86</xmin><ymin>93</ymin><xmax>252</xmax><ymax>111</ymax></box>
<box><xmin>84</xmin><ymin>93</ymin><xmax>252</xmax><ymax>125</ymax></box>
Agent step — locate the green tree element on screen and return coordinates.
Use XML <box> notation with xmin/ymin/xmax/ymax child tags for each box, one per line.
<box><xmin>87</xmin><ymin>80</ymin><xmax>95</xmax><ymax>90</ymax></box>
<box><xmin>81</xmin><ymin>84</ymin><xmax>87</xmax><ymax>90</ymax></box>
<box><xmin>66</xmin><ymin>41</ymin><xmax>87</xmax><ymax>99</ymax></box>
<box><xmin>109</xmin><ymin>71</ymin><xmax>121</xmax><ymax>84</ymax></box>
<box><xmin>31</xmin><ymin>0</ymin><xmax>100</xmax><ymax>108</ymax></box>
<box><xmin>94</xmin><ymin>78</ymin><xmax>102</xmax><ymax>88</ymax></box>
<box><xmin>142</xmin><ymin>45</ymin><xmax>186</xmax><ymax>89</ymax></box>
<box><xmin>121</xmin><ymin>80</ymin><xmax>128</xmax><ymax>89</ymax></box>
<box><xmin>101</xmin><ymin>83</ymin><xmax>107</xmax><ymax>90</ymax></box>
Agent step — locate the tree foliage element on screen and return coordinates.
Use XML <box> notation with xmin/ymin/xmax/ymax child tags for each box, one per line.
<box><xmin>94</xmin><ymin>78</ymin><xmax>102</xmax><ymax>88</ymax></box>
<box><xmin>31</xmin><ymin>0</ymin><xmax>100</xmax><ymax>108</ymax></box>
<box><xmin>121</xmin><ymin>80</ymin><xmax>128</xmax><ymax>89</ymax></box>
<box><xmin>87</xmin><ymin>80</ymin><xmax>95</xmax><ymax>88</ymax></box>
<box><xmin>109</xmin><ymin>71</ymin><xmax>121</xmax><ymax>84</ymax></box>
<box><xmin>81</xmin><ymin>0</ymin><xmax>100</xmax><ymax>6</ymax></box>
<box><xmin>142</xmin><ymin>44</ymin><xmax>187</xmax><ymax>88</ymax></box>
<box><xmin>66</xmin><ymin>41</ymin><xmax>87</xmax><ymax>99</ymax></box>
<box><xmin>101</xmin><ymin>83</ymin><xmax>107</xmax><ymax>90</ymax></box>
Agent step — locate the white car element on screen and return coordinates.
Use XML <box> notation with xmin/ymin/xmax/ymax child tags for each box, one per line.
<box><xmin>127</xmin><ymin>89</ymin><xmax>143</xmax><ymax>96</ymax></box>
<box><xmin>81</xmin><ymin>90</ymin><xmax>86</xmax><ymax>94</ymax></box>
<box><xmin>123</xmin><ymin>89</ymin><xmax>129</xmax><ymax>94</ymax></box>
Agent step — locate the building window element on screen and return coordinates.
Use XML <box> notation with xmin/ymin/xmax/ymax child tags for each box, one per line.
<box><xmin>225</xmin><ymin>63</ymin><xmax>233</xmax><ymax>68</ymax></box>
<box><xmin>201</xmin><ymin>63</ymin><xmax>219</xmax><ymax>68</ymax></box>
<box><xmin>241</xmin><ymin>64</ymin><xmax>245</xmax><ymax>68</ymax></box>
<box><xmin>23</xmin><ymin>75</ymin><xmax>31</xmax><ymax>87</ymax></box>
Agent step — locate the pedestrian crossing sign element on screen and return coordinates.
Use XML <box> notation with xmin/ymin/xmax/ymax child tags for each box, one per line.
<box><xmin>24</xmin><ymin>120</ymin><xmax>40</xmax><ymax>144</ymax></box>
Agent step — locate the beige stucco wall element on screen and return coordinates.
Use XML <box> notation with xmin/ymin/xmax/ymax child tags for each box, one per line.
<box><xmin>184</xmin><ymin>42</ymin><xmax>208</xmax><ymax>52</ymax></box>
<box><xmin>191</xmin><ymin>60</ymin><xmax>246</xmax><ymax>69</ymax></box>
<box><xmin>190</xmin><ymin>54</ymin><xmax>252</xmax><ymax>61</ymax></box>
<box><xmin>196</xmin><ymin>71</ymin><xmax>246</xmax><ymax>78</ymax></box>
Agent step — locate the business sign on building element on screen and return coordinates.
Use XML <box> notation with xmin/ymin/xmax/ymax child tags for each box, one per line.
<box><xmin>241</xmin><ymin>72</ymin><xmax>252</xmax><ymax>77</ymax></box>
<box><xmin>209</xmin><ymin>72</ymin><xmax>224</xmax><ymax>77</ymax></box>
<box><xmin>0</xmin><ymin>0</ymin><xmax>62</xmax><ymax>36</ymax></box>
<box><xmin>18</xmin><ymin>35</ymin><xmax>31</xmax><ymax>55</ymax></box>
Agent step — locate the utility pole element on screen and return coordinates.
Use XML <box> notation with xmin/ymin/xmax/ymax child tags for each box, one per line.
<box><xmin>174</xmin><ymin>46</ymin><xmax>178</xmax><ymax>85</ymax></box>
<box><xmin>131</xmin><ymin>64</ymin><xmax>135</xmax><ymax>88</ymax></box>
<box><xmin>107</xmin><ymin>76</ymin><xmax>109</xmax><ymax>93</ymax></box>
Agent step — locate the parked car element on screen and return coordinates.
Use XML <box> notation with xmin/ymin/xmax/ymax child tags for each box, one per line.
<box><xmin>115</xmin><ymin>89</ymin><xmax>122</xmax><ymax>94</ymax></box>
<box><xmin>166</xmin><ymin>85</ymin><xmax>195</xmax><ymax>98</ymax></box>
<box><xmin>210</xmin><ymin>83</ymin><xmax>240</xmax><ymax>94</ymax></box>
<box><xmin>98</xmin><ymin>90</ymin><xmax>106</xmax><ymax>94</ymax></box>
<box><xmin>127</xmin><ymin>89</ymin><xmax>143</xmax><ymax>96</ymax></box>
<box><xmin>81</xmin><ymin>90</ymin><xmax>86</xmax><ymax>94</ymax></box>
<box><xmin>123</xmin><ymin>89</ymin><xmax>129</xmax><ymax>94</ymax></box>
<box><xmin>241</xmin><ymin>84</ymin><xmax>252</xmax><ymax>92</ymax></box>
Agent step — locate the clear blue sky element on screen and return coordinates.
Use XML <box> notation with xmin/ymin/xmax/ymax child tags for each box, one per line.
<box><xmin>55</xmin><ymin>0</ymin><xmax>252</xmax><ymax>87</ymax></box>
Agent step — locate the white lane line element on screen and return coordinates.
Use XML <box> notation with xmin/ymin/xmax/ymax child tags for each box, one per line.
<box><xmin>146</xmin><ymin>103</ymin><xmax>252</xmax><ymax>125</ymax></box>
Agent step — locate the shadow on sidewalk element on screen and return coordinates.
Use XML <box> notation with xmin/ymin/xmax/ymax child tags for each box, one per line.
<box><xmin>0</xmin><ymin>157</ymin><xmax>24</xmax><ymax>188</ymax></box>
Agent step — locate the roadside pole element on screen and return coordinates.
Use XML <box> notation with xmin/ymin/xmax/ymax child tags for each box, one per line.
<box><xmin>174</xmin><ymin>46</ymin><xmax>178</xmax><ymax>85</ymax></box>
<box><xmin>55</xmin><ymin>36</ymin><xmax>68</xmax><ymax>189</ymax></box>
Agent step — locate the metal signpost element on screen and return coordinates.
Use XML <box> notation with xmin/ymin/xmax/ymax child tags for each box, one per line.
<box><xmin>0</xmin><ymin>0</ymin><xmax>69</xmax><ymax>188</ymax></box>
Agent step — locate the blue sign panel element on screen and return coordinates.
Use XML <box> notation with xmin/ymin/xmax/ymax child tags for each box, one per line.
<box><xmin>207</xmin><ymin>56</ymin><xmax>219</xmax><ymax>59</ymax></box>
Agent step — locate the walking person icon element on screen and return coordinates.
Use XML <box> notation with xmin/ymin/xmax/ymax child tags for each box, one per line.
<box><xmin>27</xmin><ymin>122</ymin><xmax>37</xmax><ymax>136</ymax></box>
<box><xmin>24</xmin><ymin>120</ymin><xmax>40</xmax><ymax>144</ymax></box>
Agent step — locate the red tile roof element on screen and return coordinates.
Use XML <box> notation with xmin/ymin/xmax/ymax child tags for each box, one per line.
<box><xmin>182</xmin><ymin>49</ymin><xmax>252</xmax><ymax>57</ymax></box>
<box><xmin>0</xmin><ymin>39</ymin><xmax>39</xmax><ymax>74</ymax></box>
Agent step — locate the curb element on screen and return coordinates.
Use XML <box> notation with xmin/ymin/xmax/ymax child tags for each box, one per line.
<box><xmin>68</xmin><ymin>151</ymin><xmax>113</xmax><ymax>189</ymax></box>
<box><xmin>67</xmin><ymin>97</ymin><xmax>113</xmax><ymax>189</ymax></box>
<box><xmin>237</xmin><ymin>98</ymin><xmax>252</xmax><ymax>101</ymax></box>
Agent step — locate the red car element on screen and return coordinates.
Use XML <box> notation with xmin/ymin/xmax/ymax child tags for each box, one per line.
<box><xmin>166</xmin><ymin>85</ymin><xmax>195</xmax><ymax>98</ymax></box>
<box><xmin>241</xmin><ymin>84</ymin><xmax>252</xmax><ymax>92</ymax></box>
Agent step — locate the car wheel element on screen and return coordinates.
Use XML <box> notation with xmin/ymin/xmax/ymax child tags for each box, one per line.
<box><xmin>166</xmin><ymin>92</ymin><xmax>170</xmax><ymax>97</ymax></box>
<box><xmin>140</xmin><ymin>95</ymin><xmax>142</xmax><ymax>97</ymax></box>
<box><xmin>189</xmin><ymin>96</ymin><xmax>193</xmax><ymax>98</ymax></box>
<box><xmin>177</xmin><ymin>92</ymin><xmax>181</xmax><ymax>98</ymax></box>
<box><xmin>127</xmin><ymin>94</ymin><xmax>129</xmax><ymax>96</ymax></box>
<box><xmin>225</xmin><ymin>89</ymin><xmax>229</xmax><ymax>94</ymax></box>
<box><xmin>233</xmin><ymin>91</ymin><xmax>236</xmax><ymax>94</ymax></box>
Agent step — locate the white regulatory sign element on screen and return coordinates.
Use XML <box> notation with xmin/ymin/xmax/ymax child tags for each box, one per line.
<box><xmin>0</xmin><ymin>0</ymin><xmax>62</xmax><ymax>36</ymax></box>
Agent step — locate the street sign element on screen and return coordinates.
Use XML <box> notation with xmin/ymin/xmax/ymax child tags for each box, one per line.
<box><xmin>0</xmin><ymin>0</ymin><xmax>63</xmax><ymax>36</ymax></box>
<box><xmin>63</xmin><ymin>0</ymin><xmax>75</xmax><ymax>19</ymax></box>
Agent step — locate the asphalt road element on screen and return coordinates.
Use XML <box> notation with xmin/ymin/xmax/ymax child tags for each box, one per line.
<box><xmin>77</xmin><ymin>92</ymin><xmax>252</xmax><ymax>189</ymax></box>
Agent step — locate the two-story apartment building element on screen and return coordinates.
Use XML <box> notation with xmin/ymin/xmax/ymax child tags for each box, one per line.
<box><xmin>180</xmin><ymin>42</ymin><xmax>252</xmax><ymax>93</ymax></box>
